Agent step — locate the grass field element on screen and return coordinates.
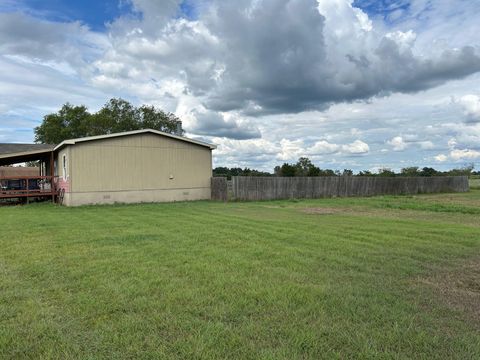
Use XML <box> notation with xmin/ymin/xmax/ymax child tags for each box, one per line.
<box><xmin>1</xmin><ymin>191</ymin><xmax>480</xmax><ymax>359</ymax></box>
<box><xmin>470</xmin><ymin>175</ymin><xmax>480</xmax><ymax>189</ymax></box>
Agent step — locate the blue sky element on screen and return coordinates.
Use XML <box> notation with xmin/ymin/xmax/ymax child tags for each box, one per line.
<box><xmin>1</xmin><ymin>0</ymin><xmax>130</xmax><ymax>31</ymax></box>
<box><xmin>0</xmin><ymin>0</ymin><xmax>479</xmax><ymax>172</ymax></box>
<box><xmin>2</xmin><ymin>0</ymin><xmax>198</xmax><ymax>31</ymax></box>
<box><xmin>353</xmin><ymin>0</ymin><xmax>410</xmax><ymax>16</ymax></box>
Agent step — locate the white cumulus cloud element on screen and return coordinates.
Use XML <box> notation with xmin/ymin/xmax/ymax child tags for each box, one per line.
<box><xmin>450</xmin><ymin>148</ymin><xmax>480</xmax><ymax>161</ymax></box>
<box><xmin>459</xmin><ymin>94</ymin><xmax>480</xmax><ymax>123</ymax></box>
<box><xmin>308</xmin><ymin>140</ymin><xmax>340</xmax><ymax>155</ymax></box>
<box><xmin>341</xmin><ymin>140</ymin><xmax>370</xmax><ymax>155</ymax></box>
<box><xmin>387</xmin><ymin>136</ymin><xmax>408</xmax><ymax>151</ymax></box>
<box><xmin>434</xmin><ymin>154</ymin><xmax>448</xmax><ymax>162</ymax></box>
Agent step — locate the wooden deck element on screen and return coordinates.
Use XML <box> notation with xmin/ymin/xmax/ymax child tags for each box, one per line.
<box><xmin>0</xmin><ymin>175</ymin><xmax>58</xmax><ymax>202</ymax></box>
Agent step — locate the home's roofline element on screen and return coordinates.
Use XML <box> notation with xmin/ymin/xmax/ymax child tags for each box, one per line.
<box><xmin>0</xmin><ymin>148</ymin><xmax>53</xmax><ymax>160</ymax></box>
<box><xmin>54</xmin><ymin>129</ymin><xmax>216</xmax><ymax>151</ymax></box>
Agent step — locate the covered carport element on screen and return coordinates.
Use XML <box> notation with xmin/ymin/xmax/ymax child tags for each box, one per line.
<box><xmin>0</xmin><ymin>144</ymin><xmax>57</xmax><ymax>203</ymax></box>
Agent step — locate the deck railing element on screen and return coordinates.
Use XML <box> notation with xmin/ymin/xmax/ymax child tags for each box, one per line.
<box><xmin>0</xmin><ymin>175</ymin><xmax>58</xmax><ymax>200</ymax></box>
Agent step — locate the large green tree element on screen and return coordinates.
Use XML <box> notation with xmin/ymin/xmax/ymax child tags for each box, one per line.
<box><xmin>34</xmin><ymin>104</ymin><xmax>91</xmax><ymax>144</ymax></box>
<box><xmin>34</xmin><ymin>98</ymin><xmax>183</xmax><ymax>144</ymax></box>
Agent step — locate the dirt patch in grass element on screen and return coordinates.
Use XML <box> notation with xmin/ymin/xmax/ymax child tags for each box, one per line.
<box><xmin>301</xmin><ymin>207</ymin><xmax>347</xmax><ymax>215</ymax></box>
<box><xmin>300</xmin><ymin>205</ymin><xmax>480</xmax><ymax>228</ymax></box>
<box><xmin>418</xmin><ymin>257</ymin><xmax>480</xmax><ymax>328</ymax></box>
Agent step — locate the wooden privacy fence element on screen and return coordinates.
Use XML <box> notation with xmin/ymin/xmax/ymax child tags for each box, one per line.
<box><xmin>211</xmin><ymin>176</ymin><xmax>469</xmax><ymax>201</ymax></box>
<box><xmin>211</xmin><ymin>177</ymin><xmax>228</xmax><ymax>201</ymax></box>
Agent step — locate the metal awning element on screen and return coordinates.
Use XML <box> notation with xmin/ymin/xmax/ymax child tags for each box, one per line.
<box><xmin>0</xmin><ymin>144</ymin><xmax>55</xmax><ymax>166</ymax></box>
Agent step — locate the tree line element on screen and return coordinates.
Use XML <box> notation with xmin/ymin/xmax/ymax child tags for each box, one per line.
<box><xmin>35</xmin><ymin>98</ymin><xmax>183</xmax><ymax>144</ymax></box>
<box><xmin>214</xmin><ymin>157</ymin><xmax>477</xmax><ymax>179</ymax></box>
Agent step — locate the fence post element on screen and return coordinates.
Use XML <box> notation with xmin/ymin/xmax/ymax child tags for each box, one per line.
<box><xmin>26</xmin><ymin>178</ymin><xmax>29</xmax><ymax>204</ymax></box>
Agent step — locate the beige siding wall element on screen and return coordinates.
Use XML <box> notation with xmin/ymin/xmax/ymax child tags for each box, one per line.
<box><xmin>64</xmin><ymin>133</ymin><xmax>212</xmax><ymax>206</ymax></box>
<box><xmin>55</xmin><ymin>147</ymin><xmax>65</xmax><ymax>176</ymax></box>
<box><xmin>56</xmin><ymin>147</ymin><xmax>71</xmax><ymax>181</ymax></box>
<box><xmin>63</xmin><ymin>188</ymin><xmax>211</xmax><ymax>207</ymax></box>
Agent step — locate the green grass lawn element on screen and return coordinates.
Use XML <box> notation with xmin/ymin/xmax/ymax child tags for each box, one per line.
<box><xmin>470</xmin><ymin>175</ymin><xmax>480</xmax><ymax>189</ymax></box>
<box><xmin>1</xmin><ymin>191</ymin><xmax>480</xmax><ymax>359</ymax></box>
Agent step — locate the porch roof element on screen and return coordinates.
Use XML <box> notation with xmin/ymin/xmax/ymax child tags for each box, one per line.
<box><xmin>0</xmin><ymin>144</ymin><xmax>55</xmax><ymax>166</ymax></box>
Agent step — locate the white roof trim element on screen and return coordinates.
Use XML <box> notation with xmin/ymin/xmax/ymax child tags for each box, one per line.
<box><xmin>54</xmin><ymin>129</ymin><xmax>216</xmax><ymax>151</ymax></box>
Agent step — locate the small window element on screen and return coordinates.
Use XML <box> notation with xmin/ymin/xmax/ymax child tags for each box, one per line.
<box><xmin>62</xmin><ymin>154</ymin><xmax>67</xmax><ymax>180</ymax></box>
